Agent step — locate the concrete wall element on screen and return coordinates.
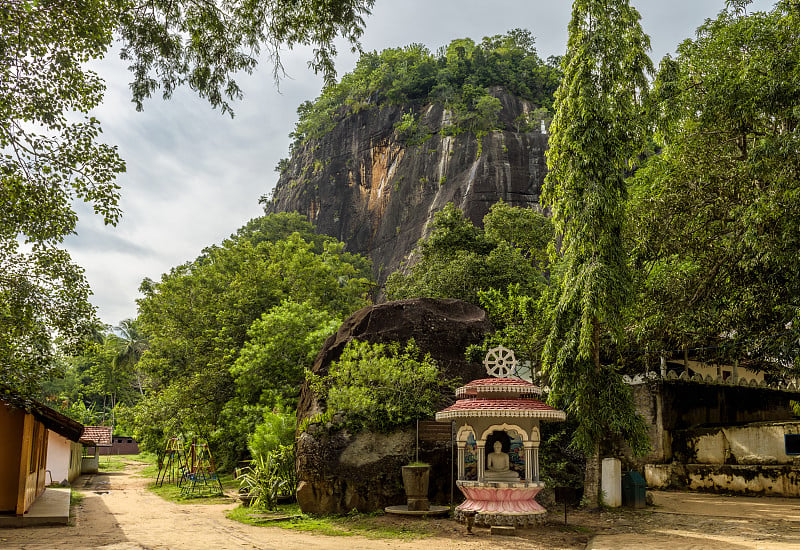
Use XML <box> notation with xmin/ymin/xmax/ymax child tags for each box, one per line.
<box><xmin>646</xmin><ymin>463</ymin><xmax>800</xmax><ymax>496</ymax></box>
<box><xmin>99</xmin><ymin>436</ymin><xmax>140</xmax><ymax>456</ymax></box>
<box><xmin>46</xmin><ymin>433</ymin><xmax>83</xmax><ymax>484</ymax></box>
<box><xmin>685</xmin><ymin>422</ymin><xmax>800</xmax><ymax>465</ymax></box>
<box><xmin>46</xmin><ymin>432</ymin><xmax>71</xmax><ymax>484</ymax></box>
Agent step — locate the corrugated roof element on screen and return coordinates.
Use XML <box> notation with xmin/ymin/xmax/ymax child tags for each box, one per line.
<box><xmin>80</xmin><ymin>425</ymin><xmax>113</xmax><ymax>446</ymax></box>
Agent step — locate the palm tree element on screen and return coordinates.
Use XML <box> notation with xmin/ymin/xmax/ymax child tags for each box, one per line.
<box><xmin>114</xmin><ymin>318</ymin><xmax>148</xmax><ymax>397</ymax></box>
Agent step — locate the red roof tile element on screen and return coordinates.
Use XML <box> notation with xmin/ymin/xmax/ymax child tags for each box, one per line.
<box><xmin>456</xmin><ymin>378</ymin><xmax>543</xmax><ymax>397</ymax></box>
<box><xmin>436</xmin><ymin>398</ymin><xmax>566</xmax><ymax>421</ymax></box>
<box><xmin>463</xmin><ymin>378</ymin><xmax>537</xmax><ymax>387</ymax></box>
<box><xmin>80</xmin><ymin>425</ymin><xmax>112</xmax><ymax>446</ymax></box>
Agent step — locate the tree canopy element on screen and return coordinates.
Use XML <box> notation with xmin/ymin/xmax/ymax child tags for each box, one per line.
<box><xmin>0</xmin><ymin>0</ymin><xmax>126</xmax><ymax>396</ymax></box>
<box><xmin>385</xmin><ymin>202</ymin><xmax>552</xmax><ymax>305</ymax></box>
<box><xmin>129</xmin><ymin>213</ymin><xmax>372</xmax><ymax>467</ymax></box>
<box><xmin>1</xmin><ymin>0</ymin><xmax>377</xmax><ymax>397</ymax></box>
<box><xmin>628</xmin><ymin>0</ymin><xmax>800</xmax><ymax>373</ymax></box>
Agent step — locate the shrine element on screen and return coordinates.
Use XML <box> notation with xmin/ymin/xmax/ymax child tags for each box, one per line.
<box><xmin>435</xmin><ymin>346</ymin><xmax>566</xmax><ymax>527</ymax></box>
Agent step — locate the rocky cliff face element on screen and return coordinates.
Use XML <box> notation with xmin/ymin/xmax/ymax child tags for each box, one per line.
<box><xmin>265</xmin><ymin>88</ymin><xmax>548</xmax><ymax>283</ymax></box>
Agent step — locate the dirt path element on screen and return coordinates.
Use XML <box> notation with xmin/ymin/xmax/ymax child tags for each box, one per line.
<box><xmin>1</xmin><ymin>463</ymin><xmax>800</xmax><ymax>549</ymax></box>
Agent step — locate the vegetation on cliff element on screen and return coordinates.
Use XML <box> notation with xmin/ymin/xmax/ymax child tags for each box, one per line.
<box><xmin>282</xmin><ymin>29</ymin><xmax>561</xmax><ymax>165</ymax></box>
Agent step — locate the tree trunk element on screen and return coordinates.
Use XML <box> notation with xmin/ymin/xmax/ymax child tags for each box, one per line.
<box><xmin>585</xmin><ymin>317</ymin><xmax>602</xmax><ymax>508</ymax></box>
<box><xmin>583</xmin><ymin>440</ymin><xmax>601</xmax><ymax>509</ymax></box>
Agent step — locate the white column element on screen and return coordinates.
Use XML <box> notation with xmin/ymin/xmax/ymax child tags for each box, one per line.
<box><xmin>532</xmin><ymin>447</ymin><xmax>539</xmax><ymax>482</ymax></box>
<box><xmin>456</xmin><ymin>442</ymin><xmax>466</xmax><ymax>480</ymax></box>
<box><xmin>477</xmin><ymin>441</ymin><xmax>486</xmax><ymax>482</ymax></box>
<box><xmin>523</xmin><ymin>441</ymin><xmax>534</xmax><ymax>482</ymax></box>
<box><xmin>601</xmin><ymin>458</ymin><xmax>622</xmax><ymax>507</ymax></box>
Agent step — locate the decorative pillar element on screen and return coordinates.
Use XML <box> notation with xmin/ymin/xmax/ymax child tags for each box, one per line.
<box><xmin>523</xmin><ymin>441</ymin><xmax>534</xmax><ymax>482</ymax></box>
<box><xmin>456</xmin><ymin>441</ymin><xmax>466</xmax><ymax>480</ymax></box>
<box><xmin>476</xmin><ymin>441</ymin><xmax>486</xmax><ymax>482</ymax></box>
<box><xmin>532</xmin><ymin>446</ymin><xmax>540</xmax><ymax>482</ymax></box>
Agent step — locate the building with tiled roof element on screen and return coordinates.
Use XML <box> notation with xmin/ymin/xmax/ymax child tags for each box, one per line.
<box><xmin>80</xmin><ymin>426</ymin><xmax>113</xmax><ymax>447</ymax></box>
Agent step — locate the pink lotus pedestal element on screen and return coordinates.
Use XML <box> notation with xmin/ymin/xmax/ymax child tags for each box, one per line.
<box><xmin>455</xmin><ymin>480</ymin><xmax>547</xmax><ymax>527</ymax></box>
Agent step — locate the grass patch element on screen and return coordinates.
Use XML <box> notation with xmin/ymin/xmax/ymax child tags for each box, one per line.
<box><xmin>68</xmin><ymin>490</ymin><xmax>84</xmax><ymax>526</ymax></box>
<box><xmin>69</xmin><ymin>490</ymin><xmax>84</xmax><ymax>507</ymax></box>
<box><xmin>226</xmin><ymin>504</ymin><xmax>434</xmax><ymax>540</ymax></box>
<box><xmin>98</xmin><ymin>456</ymin><xmax>127</xmax><ymax>472</ymax></box>
<box><xmin>146</xmin><ymin>472</ymin><xmax>238</xmax><ymax>505</ymax></box>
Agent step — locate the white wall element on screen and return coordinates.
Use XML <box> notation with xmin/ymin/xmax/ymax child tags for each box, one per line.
<box><xmin>46</xmin><ymin>432</ymin><xmax>71</xmax><ymax>484</ymax></box>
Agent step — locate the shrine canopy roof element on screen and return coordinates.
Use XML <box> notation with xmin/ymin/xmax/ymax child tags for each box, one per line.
<box><xmin>436</xmin><ymin>398</ymin><xmax>566</xmax><ymax>421</ymax></box>
<box><xmin>455</xmin><ymin>377</ymin><xmax>543</xmax><ymax>398</ymax></box>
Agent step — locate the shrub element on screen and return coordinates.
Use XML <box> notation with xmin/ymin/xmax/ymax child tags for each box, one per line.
<box><xmin>307</xmin><ymin>339</ymin><xmax>454</xmax><ymax>433</ymax></box>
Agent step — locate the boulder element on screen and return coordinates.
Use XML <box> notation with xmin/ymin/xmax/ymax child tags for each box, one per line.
<box><xmin>296</xmin><ymin>298</ymin><xmax>493</xmax><ymax>514</ymax></box>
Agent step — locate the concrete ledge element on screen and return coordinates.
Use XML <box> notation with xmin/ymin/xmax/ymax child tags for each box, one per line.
<box><xmin>0</xmin><ymin>487</ymin><xmax>71</xmax><ymax>527</ymax></box>
<box><xmin>645</xmin><ymin>463</ymin><xmax>800</xmax><ymax>497</ymax></box>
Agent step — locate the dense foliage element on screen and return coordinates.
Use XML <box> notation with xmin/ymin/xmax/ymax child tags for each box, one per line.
<box><xmin>386</xmin><ymin>202</ymin><xmax>552</xmax><ymax>305</ymax></box>
<box><xmin>128</xmin><ymin>213</ymin><xmax>372</xmax><ymax>467</ymax></box>
<box><xmin>542</xmin><ymin>0</ymin><xmax>653</xmax><ymax>506</ymax></box>
<box><xmin>1</xmin><ymin>0</ymin><xmax>126</xmax><ymax>395</ymax></box>
<box><xmin>2</xmin><ymin>0</ymin><xmax>375</xmax><ymax>398</ymax></box>
<box><xmin>628</xmin><ymin>0</ymin><xmax>800</xmax><ymax>373</ymax></box>
<box><xmin>118</xmin><ymin>0</ymin><xmax>375</xmax><ymax>115</ymax></box>
<box><xmin>307</xmin><ymin>339</ymin><xmax>452</xmax><ymax>433</ymax></box>
<box><xmin>284</xmin><ymin>29</ymin><xmax>561</xmax><ymax>159</ymax></box>
<box><xmin>39</xmin><ymin>319</ymin><xmax>146</xmax><ymax>429</ymax></box>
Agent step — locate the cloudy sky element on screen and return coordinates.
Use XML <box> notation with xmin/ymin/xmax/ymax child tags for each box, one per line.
<box><xmin>63</xmin><ymin>0</ymin><xmax>775</xmax><ymax>326</ymax></box>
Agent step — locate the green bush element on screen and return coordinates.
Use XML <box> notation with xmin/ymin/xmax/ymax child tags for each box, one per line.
<box><xmin>307</xmin><ymin>339</ymin><xmax>454</xmax><ymax>433</ymax></box>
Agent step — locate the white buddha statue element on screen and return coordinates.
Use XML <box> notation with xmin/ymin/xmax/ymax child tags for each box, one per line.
<box><xmin>484</xmin><ymin>441</ymin><xmax>519</xmax><ymax>482</ymax></box>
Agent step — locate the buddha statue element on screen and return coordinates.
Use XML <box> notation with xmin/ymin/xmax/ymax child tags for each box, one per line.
<box><xmin>484</xmin><ymin>441</ymin><xmax>519</xmax><ymax>482</ymax></box>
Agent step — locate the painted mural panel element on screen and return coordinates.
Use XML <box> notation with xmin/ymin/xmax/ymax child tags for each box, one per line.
<box><xmin>464</xmin><ymin>433</ymin><xmax>477</xmax><ymax>480</ymax></box>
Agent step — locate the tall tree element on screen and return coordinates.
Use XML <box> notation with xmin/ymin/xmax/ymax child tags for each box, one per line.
<box><xmin>628</xmin><ymin>0</ymin><xmax>800</xmax><ymax>371</ymax></box>
<box><xmin>114</xmin><ymin>319</ymin><xmax>148</xmax><ymax>396</ymax></box>
<box><xmin>131</xmin><ymin>213</ymin><xmax>372</xmax><ymax>467</ymax></box>
<box><xmin>1</xmin><ymin>0</ymin><xmax>126</xmax><ymax>395</ymax></box>
<box><xmin>542</xmin><ymin>0</ymin><xmax>652</xmax><ymax>507</ymax></box>
<box><xmin>2</xmin><ymin>0</ymin><xmax>375</xmax><ymax>397</ymax></box>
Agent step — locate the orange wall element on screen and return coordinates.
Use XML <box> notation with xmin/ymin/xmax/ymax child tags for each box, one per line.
<box><xmin>0</xmin><ymin>402</ymin><xmax>24</xmax><ymax>513</ymax></box>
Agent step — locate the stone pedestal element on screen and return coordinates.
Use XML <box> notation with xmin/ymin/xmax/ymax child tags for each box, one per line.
<box><xmin>601</xmin><ymin>458</ymin><xmax>622</xmax><ymax>507</ymax></box>
<box><xmin>401</xmin><ymin>465</ymin><xmax>430</xmax><ymax>511</ymax></box>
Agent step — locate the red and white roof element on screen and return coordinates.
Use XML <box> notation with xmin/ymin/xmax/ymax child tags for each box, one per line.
<box><xmin>455</xmin><ymin>377</ymin><xmax>543</xmax><ymax>398</ymax></box>
<box><xmin>436</xmin><ymin>398</ymin><xmax>566</xmax><ymax>421</ymax></box>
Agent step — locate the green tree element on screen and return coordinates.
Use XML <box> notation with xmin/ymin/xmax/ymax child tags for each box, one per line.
<box><xmin>114</xmin><ymin>318</ymin><xmax>148</xmax><ymax>397</ymax></box>
<box><xmin>307</xmin><ymin>339</ymin><xmax>451</xmax><ymax>432</ymax></box>
<box><xmin>542</xmin><ymin>0</ymin><xmax>653</xmax><ymax>507</ymax></box>
<box><xmin>2</xmin><ymin>0</ymin><xmax>376</xmax><ymax>397</ymax></box>
<box><xmin>386</xmin><ymin>203</ymin><xmax>551</xmax><ymax>304</ymax></box>
<box><xmin>118</xmin><ymin>0</ymin><xmax>376</xmax><ymax>114</ymax></box>
<box><xmin>131</xmin><ymin>213</ymin><xmax>372</xmax><ymax>467</ymax></box>
<box><xmin>231</xmin><ymin>300</ymin><xmax>340</xmax><ymax>407</ymax></box>
<box><xmin>1</xmin><ymin>0</ymin><xmax>126</xmax><ymax>396</ymax></box>
<box><xmin>628</xmin><ymin>0</ymin><xmax>800</xmax><ymax>371</ymax></box>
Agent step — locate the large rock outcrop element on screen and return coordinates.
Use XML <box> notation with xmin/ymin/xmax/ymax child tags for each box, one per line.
<box><xmin>265</xmin><ymin>88</ymin><xmax>548</xmax><ymax>284</ymax></box>
<box><xmin>296</xmin><ymin>298</ymin><xmax>493</xmax><ymax>514</ymax></box>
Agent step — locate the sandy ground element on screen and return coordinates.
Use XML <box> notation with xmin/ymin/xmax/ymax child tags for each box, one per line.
<box><xmin>1</xmin><ymin>462</ymin><xmax>800</xmax><ymax>549</ymax></box>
